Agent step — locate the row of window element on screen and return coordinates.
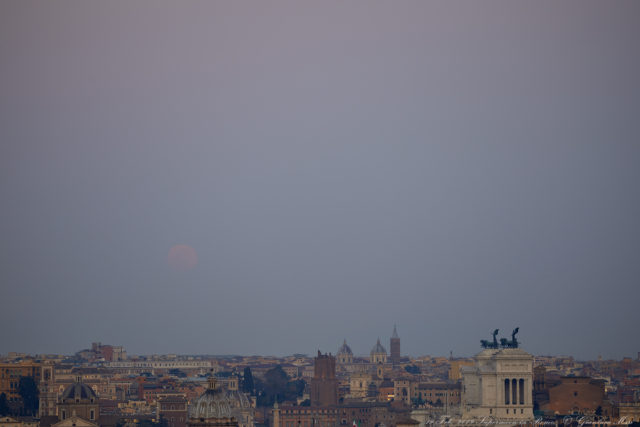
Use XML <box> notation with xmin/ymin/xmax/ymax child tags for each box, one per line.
<box><xmin>283</xmin><ymin>410</ymin><xmax>335</xmax><ymax>414</ymax></box>
<box><xmin>162</xmin><ymin>404</ymin><xmax>187</xmax><ymax>410</ymax></box>
<box><xmin>283</xmin><ymin>422</ymin><xmax>333</xmax><ymax>427</ymax></box>
<box><xmin>489</xmin><ymin>408</ymin><xmax>525</xmax><ymax>415</ymax></box>
<box><xmin>60</xmin><ymin>409</ymin><xmax>96</xmax><ymax>421</ymax></box>
<box><xmin>504</xmin><ymin>378</ymin><xmax>525</xmax><ymax>405</ymax></box>
<box><xmin>417</xmin><ymin>392</ymin><xmax>458</xmax><ymax>397</ymax></box>
<box><xmin>343</xmin><ymin>409</ymin><xmax>369</xmax><ymax>415</ymax></box>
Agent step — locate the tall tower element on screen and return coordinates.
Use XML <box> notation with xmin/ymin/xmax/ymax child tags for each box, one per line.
<box><xmin>310</xmin><ymin>351</ymin><xmax>338</xmax><ymax>406</ymax></box>
<box><xmin>39</xmin><ymin>362</ymin><xmax>57</xmax><ymax>417</ymax></box>
<box><xmin>390</xmin><ymin>325</ymin><xmax>400</xmax><ymax>364</ymax></box>
<box><xmin>272</xmin><ymin>401</ymin><xmax>280</xmax><ymax>427</ymax></box>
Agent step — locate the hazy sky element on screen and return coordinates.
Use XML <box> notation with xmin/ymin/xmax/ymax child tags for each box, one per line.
<box><xmin>1</xmin><ymin>1</ymin><xmax>639</xmax><ymax>360</ymax></box>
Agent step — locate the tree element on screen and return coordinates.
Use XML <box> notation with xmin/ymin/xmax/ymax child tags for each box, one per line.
<box><xmin>404</xmin><ymin>365</ymin><xmax>420</xmax><ymax>375</ymax></box>
<box><xmin>242</xmin><ymin>367</ymin><xmax>254</xmax><ymax>395</ymax></box>
<box><xmin>283</xmin><ymin>378</ymin><xmax>304</xmax><ymax>402</ymax></box>
<box><xmin>255</xmin><ymin>366</ymin><xmax>305</xmax><ymax>407</ymax></box>
<box><xmin>264</xmin><ymin>366</ymin><xmax>288</xmax><ymax>393</ymax></box>
<box><xmin>18</xmin><ymin>376</ymin><xmax>39</xmax><ymax>416</ymax></box>
<box><xmin>0</xmin><ymin>393</ymin><xmax>9</xmax><ymax>416</ymax></box>
<box><xmin>256</xmin><ymin>366</ymin><xmax>287</xmax><ymax>407</ymax></box>
<box><xmin>412</xmin><ymin>396</ymin><xmax>425</xmax><ymax>406</ymax></box>
<box><xmin>286</xmin><ymin>379</ymin><xmax>305</xmax><ymax>398</ymax></box>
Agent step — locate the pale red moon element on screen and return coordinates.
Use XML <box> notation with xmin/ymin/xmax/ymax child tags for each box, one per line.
<box><xmin>168</xmin><ymin>244</ymin><xmax>198</xmax><ymax>270</ymax></box>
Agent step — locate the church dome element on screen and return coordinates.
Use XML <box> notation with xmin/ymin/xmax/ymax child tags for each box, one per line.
<box><xmin>188</xmin><ymin>377</ymin><xmax>249</xmax><ymax>420</ymax></box>
<box><xmin>371</xmin><ymin>338</ymin><xmax>386</xmax><ymax>355</ymax></box>
<box><xmin>226</xmin><ymin>389</ymin><xmax>251</xmax><ymax>410</ymax></box>
<box><xmin>61</xmin><ymin>377</ymin><xmax>97</xmax><ymax>402</ymax></box>
<box><xmin>338</xmin><ymin>339</ymin><xmax>353</xmax><ymax>355</ymax></box>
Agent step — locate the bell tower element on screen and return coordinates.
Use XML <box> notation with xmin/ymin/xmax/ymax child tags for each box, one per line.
<box><xmin>390</xmin><ymin>325</ymin><xmax>400</xmax><ymax>364</ymax></box>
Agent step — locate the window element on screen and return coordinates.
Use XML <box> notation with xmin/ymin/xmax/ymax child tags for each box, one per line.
<box><xmin>90</xmin><ymin>410</ymin><xmax>95</xmax><ymax>420</ymax></box>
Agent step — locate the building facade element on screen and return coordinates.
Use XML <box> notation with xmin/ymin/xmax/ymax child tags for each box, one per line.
<box><xmin>336</xmin><ymin>341</ymin><xmax>353</xmax><ymax>365</ymax></box>
<box><xmin>56</xmin><ymin>377</ymin><xmax>100</xmax><ymax>425</ymax></box>
<box><xmin>273</xmin><ymin>404</ymin><xmax>338</xmax><ymax>427</ymax></box>
<box><xmin>461</xmin><ymin>348</ymin><xmax>534</xmax><ymax>422</ymax></box>
<box><xmin>542</xmin><ymin>376</ymin><xmax>612</xmax><ymax>416</ymax></box>
<box><xmin>0</xmin><ymin>362</ymin><xmax>41</xmax><ymax>403</ymax></box>
<box><xmin>158</xmin><ymin>393</ymin><xmax>188</xmax><ymax>427</ymax></box>
<box><xmin>370</xmin><ymin>340</ymin><xmax>387</xmax><ymax>365</ymax></box>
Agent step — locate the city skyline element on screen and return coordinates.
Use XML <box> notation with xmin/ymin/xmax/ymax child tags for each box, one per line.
<box><xmin>2</xmin><ymin>328</ymin><xmax>637</xmax><ymax>362</ymax></box>
<box><xmin>1</xmin><ymin>1</ymin><xmax>639</xmax><ymax>361</ymax></box>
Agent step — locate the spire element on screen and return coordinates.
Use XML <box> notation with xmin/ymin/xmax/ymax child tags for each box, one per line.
<box><xmin>392</xmin><ymin>324</ymin><xmax>399</xmax><ymax>339</ymax></box>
